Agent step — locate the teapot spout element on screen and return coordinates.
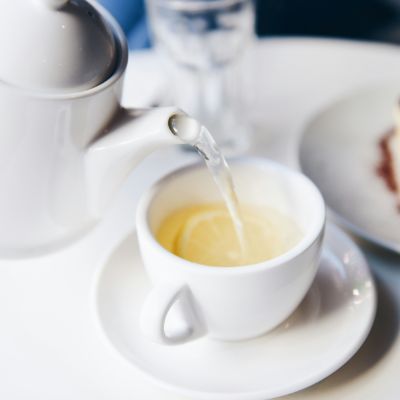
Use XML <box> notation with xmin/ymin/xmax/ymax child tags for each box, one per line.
<box><xmin>85</xmin><ymin>106</ymin><xmax>194</xmax><ymax>217</ymax></box>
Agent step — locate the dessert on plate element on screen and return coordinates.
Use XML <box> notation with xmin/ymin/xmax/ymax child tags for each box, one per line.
<box><xmin>377</xmin><ymin>108</ymin><xmax>400</xmax><ymax>207</ymax></box>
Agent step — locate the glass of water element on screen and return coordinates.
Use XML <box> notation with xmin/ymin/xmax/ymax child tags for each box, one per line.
<box><xmin>146</xmin><ymin>0</ymin><xmax>255</xmax><ymax>154</ymax></box>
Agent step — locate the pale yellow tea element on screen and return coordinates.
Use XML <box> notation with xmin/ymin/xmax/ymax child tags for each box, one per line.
<box><xmin>156</xmin><ymin>203</ymin><xmax>303</xmax><ymax>267</ymax></box>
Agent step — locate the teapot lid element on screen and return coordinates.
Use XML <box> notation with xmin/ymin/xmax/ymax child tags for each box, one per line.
<box><xmin>0</xmin><ymin>0</ymin><xmax>118</xmax><ymax>93</ymax></box>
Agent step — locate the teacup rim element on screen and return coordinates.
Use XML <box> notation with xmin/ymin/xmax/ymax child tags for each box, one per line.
<box><xmin>136</xmin><ymin>157</ymin><xmax>326</xmax><ymax>274</ymax></box>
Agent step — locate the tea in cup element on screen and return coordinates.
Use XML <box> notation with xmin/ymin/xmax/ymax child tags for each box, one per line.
<box><xmin>157</xmin><ymin>203</ymin><xmax>303</xmax><ymax>267</ymax></box>
<box><xmin>137</xmin><ymin>158</ymin><xmax>325</xmax><ymax>345</ymax></box>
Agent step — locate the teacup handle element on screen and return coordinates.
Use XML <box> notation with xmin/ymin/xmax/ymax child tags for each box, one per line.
<box><xmin>140</xmin><ymin>282</ymin><xmax>205</xmax><ymax>345</ymax></box>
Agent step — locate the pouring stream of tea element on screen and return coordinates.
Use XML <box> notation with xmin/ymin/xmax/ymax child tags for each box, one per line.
<box><xmin>169</xmin><ymin>114</ymin><xmax>246</xmax><ymax>255</ymax></box>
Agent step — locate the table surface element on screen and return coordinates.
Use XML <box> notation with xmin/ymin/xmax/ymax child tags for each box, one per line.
<box><xmin>1</xmin><ymin>38</ymin><xmax>400</xmax><ymax>400</ymax></box>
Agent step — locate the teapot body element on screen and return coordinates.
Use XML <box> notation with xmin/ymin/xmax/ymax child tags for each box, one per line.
<box><xmin>0</xmin><ymin>2</ymin><xmax>186</xmax><ymax>258</ymax></box>
<box><xmin>0</xmin><ymin>71</ymin><xmax>125</xmax><ymax>257</ymax></box>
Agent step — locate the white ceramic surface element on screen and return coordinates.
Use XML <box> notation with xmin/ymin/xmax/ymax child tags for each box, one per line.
<box><xmin>3</xmin><ymin>39</ymin><xmax>400</xmax><ymax>400</ymax></box>
<box><xmin>0</xmin><ymin>2</ymin><xmax>185</xmax><ymax>257</ymax></box>
<box><xmin>137</xmin><ymin>159</ymin><xmax>325</xmax><ymax>344</ymax></box>
<box><xmin>94</xmin><ymin>223</ymin><xmax>376</xmax><ymax>400</ymax></box>
<box><xmin>0</xmin><ymin>0</ymin><xmax>117</xmax><ymax>92</ymax></box>
<box><xmin>299</xmin><ymin>84</ymin><xmax>400</xmax><ymax>253</ymax></box>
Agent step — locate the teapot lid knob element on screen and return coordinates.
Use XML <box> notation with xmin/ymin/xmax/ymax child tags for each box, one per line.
<box><xmin>41</xmin><ymin>0</ymin><xmax>70</xmax><ymax>9</ymax></box>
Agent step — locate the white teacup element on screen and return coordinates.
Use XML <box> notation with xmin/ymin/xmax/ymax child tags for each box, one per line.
<box><xmin>137</xmin><ymin>158</ymin><xmax>325</xmax><ymax>345</ymax></box>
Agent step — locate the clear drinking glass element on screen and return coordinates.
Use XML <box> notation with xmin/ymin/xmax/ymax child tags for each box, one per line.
<box><xmin>146</xmin><ymin>0</ymin><xmax>255</xmax><ymax>154</ymax></box>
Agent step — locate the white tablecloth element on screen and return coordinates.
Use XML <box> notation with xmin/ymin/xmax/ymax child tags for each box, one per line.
<box><xmin>1</xmin><ymin>38</ymin><xmax>400</xmax><ymax>399</ymax></box>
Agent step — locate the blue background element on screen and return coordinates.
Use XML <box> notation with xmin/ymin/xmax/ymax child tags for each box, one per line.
<box><xmin>99</xmin><ymin>0</ymin><xmax>400</xmax><ymax>50</ymax></box>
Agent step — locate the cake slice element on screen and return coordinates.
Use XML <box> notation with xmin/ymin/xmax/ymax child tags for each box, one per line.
<box><xmin>389</xmin><ymin>108</ymin><xmax>400</xmax><ymax>200</ymax></box>
<box><xmin>377</xmin><ymin>108</ymin><xmax>400</xmax><ymax>204</ymax></box>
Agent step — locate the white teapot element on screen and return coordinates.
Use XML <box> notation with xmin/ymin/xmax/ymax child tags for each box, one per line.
<box><xmin>0</xmin><ymin>0</ymin><xmax>197</xmax><ymax>257</ymax></box>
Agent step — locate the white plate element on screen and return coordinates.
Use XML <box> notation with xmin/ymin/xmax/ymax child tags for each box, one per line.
<box><xmin>93</xmin><ymin>224</ymin><xmax>376</xmax><ymax>400</ymax></box>
<box><xmin>299</xmin><ymin>84</ymin><xmax>400</xmax><ymax>252</ymax></box>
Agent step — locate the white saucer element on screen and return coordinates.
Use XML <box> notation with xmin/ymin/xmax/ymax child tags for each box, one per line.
<box><xmin>93</xmin><ymin>224</ymin><xmax>376</xmax><ymax>400</ymax></box>
<box><xmin>299</xmin><ymin>83</ymin><xmax>400</xmax><ymax>253</ymax></box>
